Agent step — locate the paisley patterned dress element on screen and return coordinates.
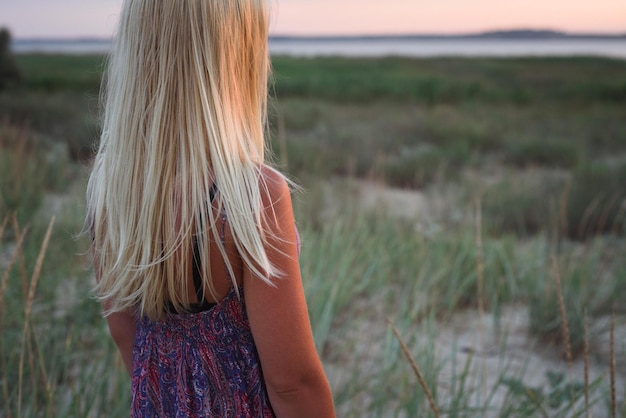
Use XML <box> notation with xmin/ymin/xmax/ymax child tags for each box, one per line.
<box><xmin>130</xmin><ymin>285</ymin><xmax>275</xmax><ymax>417</ymax></box>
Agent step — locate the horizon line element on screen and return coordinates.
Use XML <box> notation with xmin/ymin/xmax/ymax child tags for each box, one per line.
<box><xmin>11</xmin><ymin>28</ymin><xmax>626</xmax><ymax>42</ymax></box>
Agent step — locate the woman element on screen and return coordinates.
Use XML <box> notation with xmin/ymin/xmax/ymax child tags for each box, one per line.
<box><xmin>86</xmin><ymin>1</ymin><xmax>335</xmax><ymax>416</ymax></box>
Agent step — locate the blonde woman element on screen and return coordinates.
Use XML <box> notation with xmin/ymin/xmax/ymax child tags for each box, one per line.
<box><xmin>86</xmin><ymin>1</ymin><xmax>335</xmax><ymax>416</ymax></box>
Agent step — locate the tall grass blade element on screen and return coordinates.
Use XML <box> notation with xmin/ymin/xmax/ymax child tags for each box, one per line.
<box><xmin>610</xmin><ymin>305</ymin><xmax>616</xmax><ymax>418</ymax></box>
<box><xmin>551</xmin><ymin>253</ymin><xmax>575</xmax><ymax>406</ymax></box>
<box><xmin>17</xmin><ymin>216</ymin><xmax>55</xmax><ymax>418</ymax></box>
<box><xmin>474</xmin><ymin>198</ymin><xmax>487</xmax><ymax>403</ymax></box>
<box><xmin>387</xmin><ymin>318</ymin><xmax>441</xmax><ymax>418</ymax></box>
<box><xmin>583</xmin><ymin>307</ymin><xmax>591</xmax><ymax>418</ymax></box>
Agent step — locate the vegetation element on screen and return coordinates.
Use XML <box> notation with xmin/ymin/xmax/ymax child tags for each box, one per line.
<box><xmin>0</xmin><ymin>28</ymin><xmax>21</xmax><ymax>90</ymax></box>
<box><xmin>1</xmin><ymin>52</ymin><xmax>625</xmax><ymax>416</ymax></box>
<box><xmin>271</xmin><ymin>55</ymin><xmax>626</xmax><ymax>104</ymax></box>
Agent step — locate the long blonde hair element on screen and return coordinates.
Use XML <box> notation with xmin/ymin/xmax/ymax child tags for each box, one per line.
<box><xmin>87</xmin><ymin>0</ymin><xmax>282</xmax><ymax>320</ymax></box>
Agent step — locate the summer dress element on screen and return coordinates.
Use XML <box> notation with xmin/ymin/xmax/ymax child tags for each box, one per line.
<box><xmin>131</xmin><ymin>188</ymin><xmax>276</xmax><ymax>417</ymax></box>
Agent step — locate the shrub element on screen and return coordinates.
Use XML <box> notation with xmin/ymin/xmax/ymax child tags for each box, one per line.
<box><xmin>0</xmin><ymin>28</ymin><xmax>21</xmax><ymax>90</ymax></box>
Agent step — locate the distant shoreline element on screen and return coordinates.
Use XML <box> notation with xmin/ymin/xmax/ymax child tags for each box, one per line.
<box><xmin>13</xmin><ymin>29</ymin><xmax>626</xmax><ymax>44</ymax></box>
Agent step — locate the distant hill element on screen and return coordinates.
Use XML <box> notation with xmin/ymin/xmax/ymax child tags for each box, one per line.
<box><xmin>470</xmin><ymin>30</ymin><xmax>626</xmax><ymax>39</ymax></box>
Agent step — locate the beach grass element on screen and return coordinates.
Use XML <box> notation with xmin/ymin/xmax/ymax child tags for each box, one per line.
<box><xmin>1</xmin><ymin>53</ymin><xmax>625</xmax><ymax>416</ymax></box>
<box><xmin>2</xmin><ymin>195</ymin><xmax>623</xmax><ymax>416</ymax></box>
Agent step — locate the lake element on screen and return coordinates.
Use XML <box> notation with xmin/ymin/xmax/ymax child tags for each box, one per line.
<box><xmin>13</xmin><ymin>37</ymin><xmax>626</xmax><ymax>59</ymax></box>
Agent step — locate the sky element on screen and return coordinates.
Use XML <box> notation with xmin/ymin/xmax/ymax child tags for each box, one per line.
<box><xmin>1</xmin><ymin>0</ymin><xmax>625</xmax><ymax>39</ymax></box>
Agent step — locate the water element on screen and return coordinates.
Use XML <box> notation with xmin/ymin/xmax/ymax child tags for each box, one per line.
<box><xmin>14</xmin><ymin>39</ymin><xmax>113</xmax><ymax>54</ymax></box>
<box><xmin>270</xmin><ymin>38</ymin><xmax>626</xmax><ymax>59</ymax></box>
<box><xmin>13</xmin><ymin>37</ymin><xmax>626</xmax><ymax>59</ymax></box>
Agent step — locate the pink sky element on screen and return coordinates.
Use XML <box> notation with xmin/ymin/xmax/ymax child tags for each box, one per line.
<box><xmin>1</xmin><ymin>0</ymin><xmax>625</xmax><ymax>38</ymax></box>
<box><xmin>275</xmin><ymin>0</ymin><xmax>626</xmax><ymax>35</ymax></box>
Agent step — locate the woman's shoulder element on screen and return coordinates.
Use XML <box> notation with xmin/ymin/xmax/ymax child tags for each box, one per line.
<box><xmin>257</xmin><ymin>165</ymin><xmax>292</xmax><ymax>205</ymax></box>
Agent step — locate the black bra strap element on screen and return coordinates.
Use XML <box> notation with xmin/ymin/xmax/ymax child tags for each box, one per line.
<box><xmin>189</xmin><ymin>182</ymin><xmax>219</xmax><ymax>310</ymax></box>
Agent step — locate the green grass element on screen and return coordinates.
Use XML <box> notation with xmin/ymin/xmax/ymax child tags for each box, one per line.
<box><xmin>272</xmin><ymin>56</ymin><xmax>626</xmax><ymax>104</ymax></box>
<box><xmin>14</xmin><ymin>54</ymin><xmax>626</xmax><ymax>105</ymax></box>
<box><xmin>15</xmin><ymin>54</ymin><xmax>105</xmax><ymax>93</ymax></box>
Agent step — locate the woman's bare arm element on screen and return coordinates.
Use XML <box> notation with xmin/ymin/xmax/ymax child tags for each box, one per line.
<box><xmin>92</xmin><ymin>247</ymin><xmax>136</xmax><ymax>376</ymax></box>
<box><xmin>244</xmin><ymin>169</ymin><xmax>335</xmax><ymax>418</ymax></box>
<box><xmin>106</xmin><ymin>311</ymin><xmax>136</xmax><ymax>376</ymax></box>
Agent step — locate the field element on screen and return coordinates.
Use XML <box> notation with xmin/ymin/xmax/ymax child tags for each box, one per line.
<box><xmin>1</xmin><ymin>53</ymin><xmax>625</xmax><ymax>417</ymax></box>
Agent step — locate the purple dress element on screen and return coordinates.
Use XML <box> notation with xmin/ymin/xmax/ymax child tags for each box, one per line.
<box><xmin>130</xmin><ymin>284</ymin><xmax>276</xmax><ymax>417</ymax></box>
